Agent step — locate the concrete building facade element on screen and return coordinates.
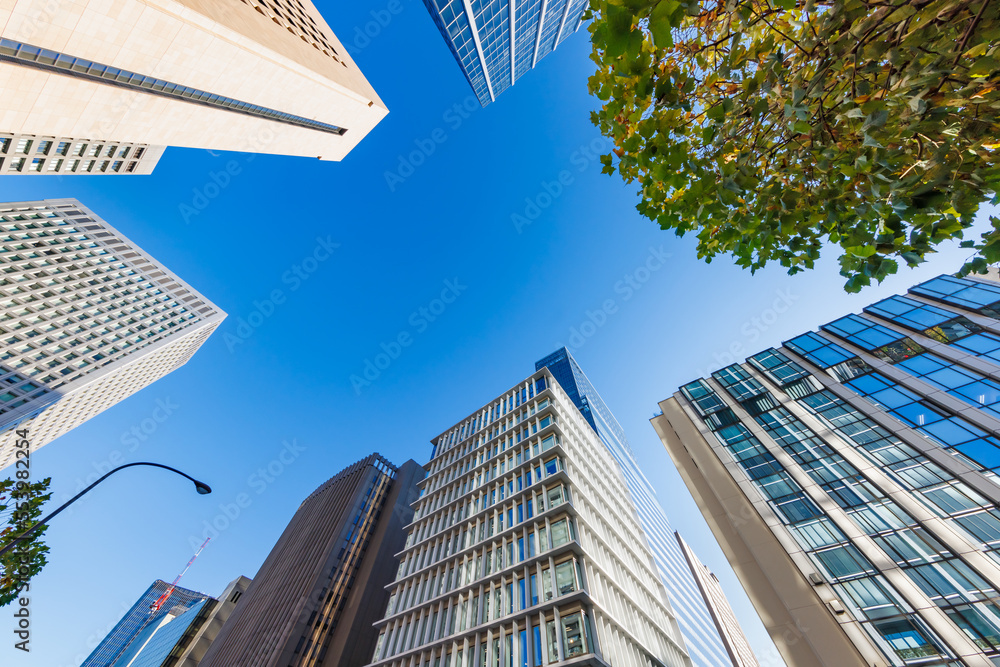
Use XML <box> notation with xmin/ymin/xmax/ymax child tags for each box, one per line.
<box><xmin>0</xmin><ymin>198</ymin><xmax>224</xmax><ymax>469</ymax></box>
<box><xmin>536</xmin><ymin>348</ymin><xmax>739</xmax><ymax>667</ymax></box>
<box><xmin>676</xmin><ymin>533</ymin><xmax>760</xmax><ymax>667</ymax></box>
<box><xmin>0</xmin><ymin>0</ymin><xmax>387</xmax><ymax>173</ymax></box>
<box><xmin>365</xmin><ymin>367</ymin><xmax>692</xmax><ymax>667</ymax></box>
<box><xmin>654</xmin><ymin>273</ymin><xmax>1000</xmax><ymax>667</ymax></box>
<box><xmin>199</xmin><ymin>454</ymin><xmax>425</xmax><ymax>667</ymax></box>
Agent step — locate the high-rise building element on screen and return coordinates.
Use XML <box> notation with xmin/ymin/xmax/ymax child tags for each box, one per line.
<box><xmin>84</xmin><ymin>576</ymin><xmax>251</xmax><ymax>667</ymax></box>
<box><xmin>0</xmin><ymin>198</ymin><xmax>224</xmax><ymax>469</ymax></box>
<box><xmin>536</xmin><ymin>348</ymin><xmax>737</xmax><ymax>667</ymax></box>
<box><xmin>676</xmin><ymin>534</ymin><xmax>760</xmax><ymax>667</ymax></box>
<box><xmin>654</xmin><ymin>273</ymin><xmax>1000</xmax><ymax>667</ymax></box>
<box><xmin>0</xmin><ymin>0</ymin><xmax>387</xmax><ymax>174</ymax></box>
<box><xmin>420</xmin><ymin>0</ymin><xmax>588</xmax><ymax>107</ymax></box>
<box><xmin>82</xmin><ymin>579</ymin><xmax>209</xmax><ymax>667</ymax></box>
<box><xmin>365</xmin><ymin>367</ymin><xmax>692</xmax><ymax>667</ymax></box>
<box><xmin>200</xmin><ymin>455</ymin><xmax>425</xmax><ymax>667</ymax></box>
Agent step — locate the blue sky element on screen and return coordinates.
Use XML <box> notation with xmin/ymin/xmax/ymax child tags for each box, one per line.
<box><xmin>3</xmin><ymin>3</ymin><xmax>999</xmax><ymax>666</ymax></box>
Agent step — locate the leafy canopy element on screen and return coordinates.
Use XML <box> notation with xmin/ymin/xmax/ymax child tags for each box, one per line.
<box><xmin>588</xmin><ymin>0</ymin><xmax>1000</xmax><ymax>291</ymax></box>
<box><xmin>0</xmin><ymin>477</ymin><xmax>51</xmax><ymax>607</ymax></box>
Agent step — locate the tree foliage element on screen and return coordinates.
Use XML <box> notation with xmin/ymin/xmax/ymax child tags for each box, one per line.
<box><xmin>0</xmin><ymin>477</ymin><xmax>51</xmax><ymax>607</ymax></box>
<box><xmin>587</xmin><ymin>0</ymin><xmax>1000</xmax><ymax>290</ymax></box>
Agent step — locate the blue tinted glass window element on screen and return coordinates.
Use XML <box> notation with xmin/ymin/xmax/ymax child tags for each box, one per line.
<box><xmin>785</xmin><ymin>332</ymin><xmax>855</xmax><ymax>368</ymax></box>
<box><xmin>911</xmin><ymin>275</ymin><xmax>1000</xmax><ymax>311</ymax></box>
<box><xmin>822</xmin><ymin>314</ymin><xmax>905</xmax><ymax>350</ymax></box>
<box><xmin>865</xmin><ymin>295</ymin><xmax>959</xmax><ymax>330</ymax></box>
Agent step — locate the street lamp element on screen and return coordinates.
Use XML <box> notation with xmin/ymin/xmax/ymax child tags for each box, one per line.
<box><xmin>0</xmin><ymin>462</ymin><xmax>211</xmax><ymax>558</ymax></box>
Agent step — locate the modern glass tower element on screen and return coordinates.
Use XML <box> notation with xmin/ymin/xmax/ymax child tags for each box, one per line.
<box><xmin>536</xmin><ymin>348</ymin><xmax>736</xmax><ymax>667</ymax></box>
<box><xmin>82</xmin><ymin>580</ymin><xmax>208</xmax><ymax>667</ymax></box>
<box><xmin>0</xmin><ymin>199</ymin><xmax>224</xmax><ymax>470</ymax></box>
<box><xmin>420</xmin><ymin>0</ymin><xmax>589</xmax><ymax>107</ymax></box>
<box><xmin>0</xmin><ymin>0</ymin><xmax>387</xmax><ymax>173</ymax></box>
<box><xmin>655</xmin><ymin>273</ymin><xmax>1000</xmax><ymax>667</ymax></box>
<box><xmin>366</xmin><ymin>367</ymin><xmax>692</xmax><ymax>667</ymax></box>
<box><xmin>200</xmin><ymin>455</ymin><xmax>425</xmax><ymax>667</ymax></box>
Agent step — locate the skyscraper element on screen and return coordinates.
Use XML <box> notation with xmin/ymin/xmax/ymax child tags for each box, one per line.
<box><xmin>536</xmin><ymin>348</ymin><xmax>737</xmax><ymax>667</ymax></box>
<box><xmin>365</xmin><ymin>367</ymin><xmax>692</xmax><ymax>667</ymax></box>
<box><xmin>0</xmin><ymin>0</ymin><xmax>387</xmax><ymax>174</ymax></box>
<box><xmin>84</xmin><ymin>576</ymin><xmax>251</xmax><ymax>667</ymax></box>
<box><xmin>0</xmin><ymin>198</ymin><xmax>224</xmax><ymax>469</ymax></box>
<box><xmin>82</xmin><ymin>579</ymin><xmax>209</xmax><ymax>667</ymax></box>
<box><xmin>200</xmin><ymin>455</ymin><xmax>425</xmax><ymax>667</ymax></box>
<box><xmin>676</xmin><ymin>534</ymin><xmax>760</xmax><ymax>667</ymax></box>
<box><xmin>654</xmin><ymin>273</ymin><xmax>1000</xmax><ymax>667</ymax></box>
<box><xmin>420</xmin><ymin>0</ymin><xmax>588</xmax><ymax>107</ymax></box>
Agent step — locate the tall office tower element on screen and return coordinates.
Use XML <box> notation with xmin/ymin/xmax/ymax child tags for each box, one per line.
<box><xmin>536</xmin><ymin>348</ymin><xmax>736</xmax><ymax>667</ymax></box>
<box><xmin>654</xmin><ymin>272</ymin><xmax>1000</xmax><ymax>667</ymax></box>
<box><xmin>82</xmin><ymin>579</ymin><xmax>209</xmax><ymax>667</ymax></box>
<box><xmin>421</xmin><ymin>0</ymin><xmax>587</xmax><ymax>107</ymax></box>
<box><xmin>0</xmin><ymin>199</ymin><xmax>224</xmax><ymax>469</ymax></box>
<box><xmin>676</xmin><ymin>534</ymin><xmax>760</xmax><ymax>667</ymax></box>
<box><xmin>0</xmin><ymin>0</ymin><xmax>386</xmax><ymax>176</ymax></box>
<box><xmin>366</xmin><ymin>368</ymin><xmax>692</xmax><ymax>667</ymax></box>
<box><xmin>99</xmin><ymin>576</ymin><xmax>251</xmax><ymax>667</ymax></box>
<box><xmin>200</xmin><ymin>455</ymin><xmax>425</xmax><ymax>667</ymax></box>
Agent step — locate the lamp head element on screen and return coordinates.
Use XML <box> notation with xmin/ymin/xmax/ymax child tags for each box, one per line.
<box><xmin>194</xmin><ymin>481</ymin><xmax>212</xmax><ymax>495</ymax></box>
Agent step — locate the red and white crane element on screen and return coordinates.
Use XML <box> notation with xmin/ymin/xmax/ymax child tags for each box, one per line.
<box><xmin>150</xmin><ymin>537</ymin><xmax>210</xmax><ymax>613</ymax></box>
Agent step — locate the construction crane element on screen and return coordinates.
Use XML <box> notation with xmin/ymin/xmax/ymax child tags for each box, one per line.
<box><xmin>105</xmin><ymin>537</ymin><xmax>212</xmax><ymax>666</ymax></box>
<box><xmin>150</xmin><ymin>537</ymin><xmax>210</xmax><ymax>613</ymax></box>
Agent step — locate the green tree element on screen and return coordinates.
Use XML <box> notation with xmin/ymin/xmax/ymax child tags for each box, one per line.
<box><xmin>0</xmin><ymin>477</ymin><xmax>52</xmax><ymax>607</ymax></box>
<box><xmin>587</xmin><ymin>0</ymin><xmax>1000</xmax><ymax>291</ymax></box>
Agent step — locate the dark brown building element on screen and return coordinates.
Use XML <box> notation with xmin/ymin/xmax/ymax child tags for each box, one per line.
<box><xmin>200</xmin><ymin>454</ymin><xmax>425</xmax><ymax>667</ymax></box>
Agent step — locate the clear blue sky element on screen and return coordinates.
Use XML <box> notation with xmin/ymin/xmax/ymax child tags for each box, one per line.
<box><xmin>3</xmin><ymin>4</ymin><xmax>998</xmax><ymax>666</ymax></box>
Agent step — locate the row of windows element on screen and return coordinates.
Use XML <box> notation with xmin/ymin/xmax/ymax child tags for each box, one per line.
<box><xmin>2</xmin><ymin>156</ymin><xmax>141</xmax><ymax>174</ymax></box>
<box><xmin>0</xmin><ymin>39</ymin><xmax>347</xmax><ymax>136</ymax></box>
<box><xmin>683</xmin><ymin>379</ymin><xmax>959</xmax><ymax>665</ymax></box>
<box><xmin>0</xmin><ymin>136</ymin><xmax>147</xmax><ymax>159</ymax></box>
<box><xmin>373</xmin><ymin>606</ymin><xmax>595</xmax><ymax>667</ymax></box>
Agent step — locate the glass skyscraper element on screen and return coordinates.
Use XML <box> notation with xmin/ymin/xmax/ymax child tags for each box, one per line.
<box><xmin>420</xmin><ymin>0</ymin><xmax>589</xmax><ymax>106</ymax></box>
<box><xmin>655</xmin><ymin>273</ymin><xmax>1000</xmax><ymax>667</ymax></box>
<box><xmin>82</xmin><ymin>580</ymin><xmax>208</xmax><ymax>667</ymax></box>
<box><xmin>536</xmin><ymin>348</ymin><xmax>736</xmax><ymax>667</ymax></box>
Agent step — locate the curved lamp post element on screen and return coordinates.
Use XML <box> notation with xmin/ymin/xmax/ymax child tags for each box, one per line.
<box><xmin>0</xmin><ymin>462</ymin><xmax>211</xmax><ymax>558</ymax></box>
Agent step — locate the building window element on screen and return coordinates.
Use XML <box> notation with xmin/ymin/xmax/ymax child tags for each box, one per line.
<box><xmin>560</xmin><ymin>612</ymin><xmax>589</xmax><ymax>658</ymax></box>
<box><xmin>822</xmin><ymin>313</ymin><xmax>906</xmax><ymax>351</ymax></box>
<box><xmin>911</xmin><ymin>275</ymin><xmax>1000</xmax><ymax>317</ymax></box>
<box><xmin>29</xmin><ymin>158</ymin><xmax>43</xmax><ymax>171</ymax></box>
<box><xmin>35</xmin><ymin>140</ymin><xmax>51</xmax><ymax>154</ymax></box>
<box><xmin>785</xmin><ymin>331</ymin><xmax>856</xmax><ymax>369</ymax></box>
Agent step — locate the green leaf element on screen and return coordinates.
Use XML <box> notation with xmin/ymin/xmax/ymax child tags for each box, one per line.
<box><xmin>649</xmin><ymin>0</ymin><xmax>679</xmax><ymax>49</ymax></box>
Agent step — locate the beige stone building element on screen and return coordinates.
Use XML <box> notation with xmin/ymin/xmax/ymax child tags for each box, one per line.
<box><xmin>0</xmin><ymin>198</ymin><xmax>224</xmax><ymax>468</ymax></box>
<box><xmin>0</xmin><ymin>0</ymin><xmax>387</xmax><ymax>174</ymax></box>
